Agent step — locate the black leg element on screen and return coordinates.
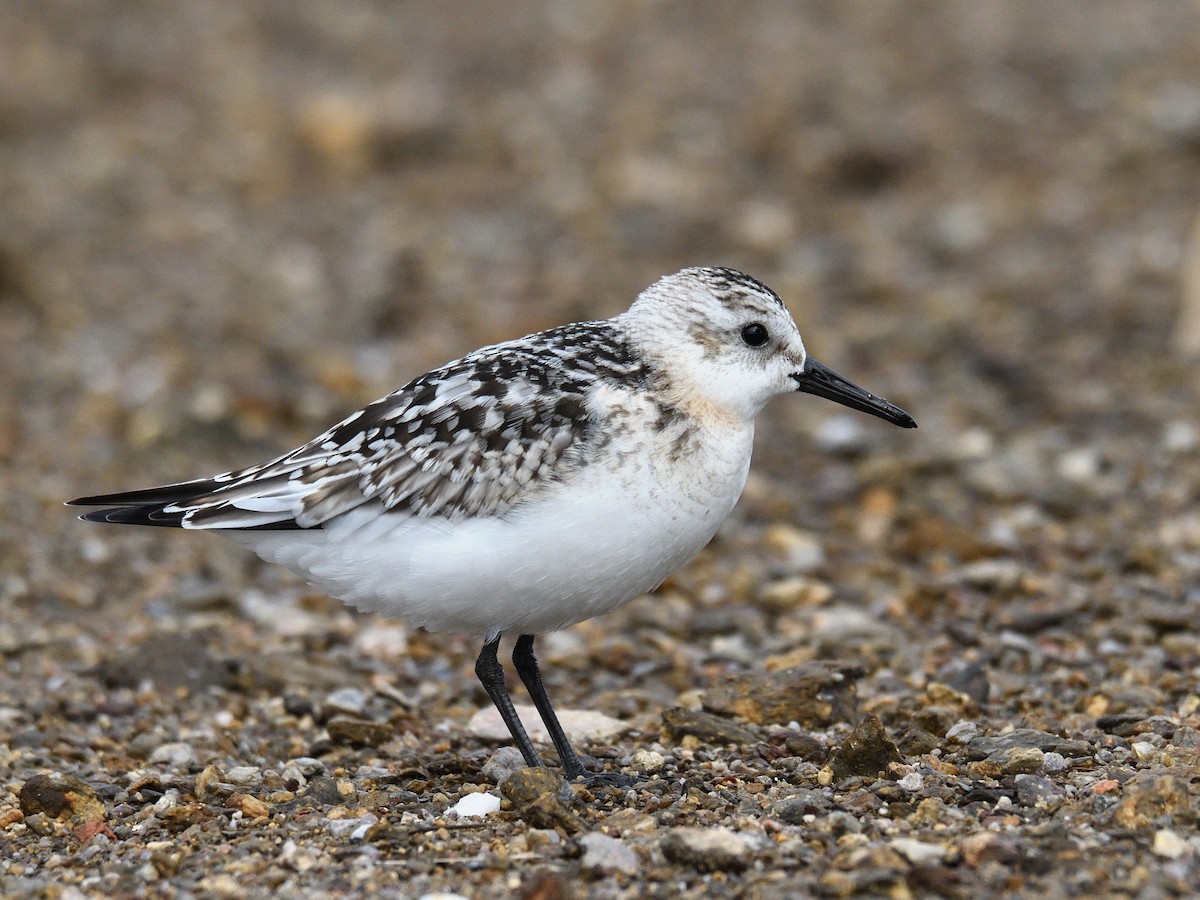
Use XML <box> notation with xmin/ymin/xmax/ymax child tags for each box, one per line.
<box><xmin>512</xmin><ymin>634</ymin><xmax>593</xmax><ymax>782</ymax></box>
<box><xmin>475</xmin><ymin>634</ymin><xmax>544</xmax><ymax>769</ymax></box>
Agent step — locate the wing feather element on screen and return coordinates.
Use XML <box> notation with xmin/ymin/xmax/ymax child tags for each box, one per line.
<box><xmin>70</xmin><ymin>321</ymin><xmax>647</xmax><ymax>530</ymax></box>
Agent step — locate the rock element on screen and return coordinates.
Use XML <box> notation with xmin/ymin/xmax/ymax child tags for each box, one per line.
<box><xmin>468</xmin><ymin>705</ymin><xmax>629</xmax><ymax>744</ymax></box>
<box><xmin>964</xmin><ymin>729</ymin><xmax>1092</xmax><ymax>760</ymax></box>
<box><xmin>661</xmin><ymin>707</ymin><xmax>758</xmax><ymax>745</ymax></box>
<box><xmin>971</xmin><ymin>746</ymin><xmax>1045</xmax><ymax>778</ymax></box>
<box><xmin>661</xmin><ymin>827</ymin><xmax>754</xmax><ymax>873</ymax></box>
<box><xmin>629</xmin><ymin>750</ymin><xmax>665</xmax><ymax>773</ymax></box>
<box><xmin>326</xmin><ymin>717</ymin><xmax>394</xmax><ymax>747</ymax></box>
<box><xmin>760</xmin><ymin>523</ymin><xmax>825</xmax><ymax>573</ymax></box>
<box><xmin>701</xmin><ymin>661</ymin><xmax>862</xmax><ymax>726</ymax></box>
<box><xmin>1015</xmin><ymin>774</ymin><xmax>1066</xmax><ymax>810</ymax></box>
<box><xmin>1113</xmin><ymin>773</ymin><xmax>1194</xmax><ymax>829</ymax></box>
<box><xmin>228</xmin><ymin>793</ymin><xmax>270</xmax><ymax>819</ymax></box>
<box><xmin>481</xmin><ymin>747</ymin><xmax>528</xmax><ymax>785</ymax></box>
<box><xmin>897</xmin><ymin>772</ymin><xmax>924</xmax><ymax>792</ymax></box>
<box><xmin>303</xmin><ymin>776</ymin><xmax>356</xmax><ymax>807</ymax></box>
<box><xmin>890</xmin><ymin>837</ymin><xmax>948</xmax><ymax>865</ymax></box>
<box><xmin>327</xmin><ymin>813</ymin><xmax>379</xmax><ymax>840</ymax></box>
<box><xmin>1152</xmin><ymin>829</ymin><xmax>1189</xmax><ymax>859</ymax></box>
<box><xmin>578</xmin><ymin>832</ymin><xmax>640</xmax><ymax>876</ymax></box>
<box><xmin>321</xmin><ymin>687</ymin><xmax>367</xmax><ymax>719</ymax></box>
<box><xmin>19</xmin><ymin>773</ymin><xmax>106</xmax><ymax>824</ymax></box>
<box><xmin>499</xmin><ymin>768</ymin><xmax>585</xmax><ymax>834</ymax></box>
<box><xmin>828</xmin><ymin>714</ymin><xmax>902</xmax><ymax>779</ymax></box>
<box><xmin>224</xmin><ymin>766</ymin><xmax>263</xmax><ymax>788</ymax></box>
<box><xmin>448</xmin><ymin>792</ymin><xmax>501</xmax><ymax>818</ymax></box>
<box><xmin>149</xmin><ymin>742</ymin><xmax>195</xmax><ymax>768</ymax></box>
<box><xmin>774</xmin><ymin>790</ymin><xmax>829</xmax><ymax>824</ymax></box>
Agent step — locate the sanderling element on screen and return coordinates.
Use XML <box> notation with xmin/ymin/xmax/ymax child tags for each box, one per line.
<box><xmin>70</xmin><ymin>266</ymin><xmax>915</xmax><ymax>784</ymax></box>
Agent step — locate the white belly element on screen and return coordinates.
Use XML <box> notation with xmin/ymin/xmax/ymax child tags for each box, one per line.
<box><xmin>234</xmin><ymin>424</ymin><xmax>753</xmax><ymax>635</ymax></box>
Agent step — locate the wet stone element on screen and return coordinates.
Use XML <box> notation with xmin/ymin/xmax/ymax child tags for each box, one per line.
<box><xmin>829</xmin><ymin>714</ymin><xmax>902</xmax><ymax>779</ymax></box>
<box><xmin>701</xmin><ymin>661</ymin><xmax>863</xmax><ymax>727</ymax></box>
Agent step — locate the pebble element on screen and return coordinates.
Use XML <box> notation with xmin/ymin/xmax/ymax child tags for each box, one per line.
<box><xmin>890</xmin><ymin>837</ymin><xmax>948</xmax><ymax>865</ymax></box>
<box><xmin>629</xmin><ymin>750</ymin><xmax>665</xmax><ymax>773</ymax></box>
<box><xmin>897</xmin><ymin>772</ymin><xmax>924</xmax><ymax>792</ymax></box>
<box><xmin>326</xmin><ymin>717</ymin><xmax>394</xmax><ymax>747</ymax></box>
<box><xmin>760</xmin><ymin>523</ymin><xmax>825</xmax><ymax>573</ymax></box>
<box><xmin>321</xmin><ymin>687</ymin><xmax>368</xmax><ymax>719</ymax></box>
<box><xmin>578</xmin><ymin>832</ymin><xmax>641</xmax><ymax>876</ymax></box>
<box><xmin>661</xmin><ymin>827</ymin><xmax>754</xmax><ymax>873</ymax></box>
<box><xmin>829</xmin><ymin>714</ymin><xmax>902</xmax><ymax>779</ymax></box>
<box><xmin>945</xmin><ymin>721</ymin><xmax>980</xmax><ymax>744</ymax></box>
<box><xmin>1152</xmin><ymin>829</ymin><xmax>1188</xmax><ymax>860</ymax></box>
<box><xmin>481</xmin><ymin>747</ymin><xmax>527</xmax><ymax>785</ymax></box>
<box><xmin>1041</xmin><ymin>752</ymin><xmax>1068</xmax><ymax>773</ymax></box>
<box><xmin>327</xmin><ymin>813</ymin><xmax>379</xmax><ymax>839</ymax></box>
<box><xmin>149</xmin><ymin>742</ymin><xmax>195</xmax><ymax>768</ymax></box>
<box><xmin>223</xmin><ymin>767</ymin><xmax>262</xmax><ymax>788</ymax></box>
<box><xmin>303</xmin><ymin>777</ymin><xmax>355</xmax><ymax>807</ymax></box>
<box><xmin>1014</xmin><ymin>774</ymin><xmax>1065</xmax><ymax>809</ymax></box>
<box><xmin>448</xmin><ymin>793</ymin><xmax>500</xmax><ymax>818</ymax></box>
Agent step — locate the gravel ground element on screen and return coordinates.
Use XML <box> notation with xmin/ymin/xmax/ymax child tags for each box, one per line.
<box><xmin>4</xmin><ymin>2</ymin><xmax>1200</xmax><ymax>897</ymax></box>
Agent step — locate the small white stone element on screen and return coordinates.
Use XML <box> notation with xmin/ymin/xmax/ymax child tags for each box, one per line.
<box><xmin>224</xmin><ymin>766</ymin><xmax>262</xmax><ymax>787</ymax></box>
<box><xmin>467</xmin><ymin>705</ymin><xmax>629</xmax><ymax>743</ymax></box>
<box><xmin>1131</xmin><ymin>741</ymin><xmax>1157</xmax><ymax>762</ymax></box>
<box><xmin>945</xmin><ymin>721</ymin><xmax>979</xmax><ymax>744</ymax></box>
<box><xmin>1162</xmin><ymin>421</ymin><xmax>1199</xmax><ymax>453</ymax></box>
<box><xmin>891</xmin><ymin>837</ymin><xmax>948</xmax><ymax>865</ymax></box>
<box><xmin>448</xmin><ymin>792</ymin><xmax>501</xmax><ymax>818</ymax></box>
<box><xmin>1152</xmin><ymin>829</ymin><xmax>1188</xmax><ymax>859</ymax></box>
<box><xmin>149</xmin><ymin>742</ymin><xmax>195</xmax><ymax>768</ymax></box>
<box><xmin>897</xmin><ymin>772</ymin><xmax>923</xmax><ymax>792</ymax></box>
<box><xmin>630</xmin><ymin>750</ymin><xmax>665</xmax><ymax>773</ymax></box>
<box><xmin>1057</xmin><ymin>447</ymin><xmax>1101</xmax><ymax>483</ymax></box>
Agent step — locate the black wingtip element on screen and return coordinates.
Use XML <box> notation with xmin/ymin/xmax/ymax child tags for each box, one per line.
<box><xmin>76</xmin><ymin>506</ymin><xmax>187</xmax><ymax>527</ymax></box>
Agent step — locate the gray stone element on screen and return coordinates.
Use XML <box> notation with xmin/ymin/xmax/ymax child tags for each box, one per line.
<box><xmin>661</xmin><ymin>827</ymin><xmax>754</xmax><ymax>873</ymax></box>
<box><xmin>578</xmin><ymin>832</ymin><xmax>640</xmax><ymax>877</ymax></box>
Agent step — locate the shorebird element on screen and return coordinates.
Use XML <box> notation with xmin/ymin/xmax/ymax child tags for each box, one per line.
<box><xmin>70</xmin><ymin>266</ymin><xmax>915</xmax><ymax>784</ymax></box>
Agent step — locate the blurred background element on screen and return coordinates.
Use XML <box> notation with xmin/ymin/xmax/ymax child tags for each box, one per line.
<box><xmin>4</xmin><ymin>1</ymin><xmax>1200</xmax><ymax>892</ymax></box>
<box><xmin>4</xmin><ymin>0</ymin><xmax>1200</xmax><ymax>674</ymax></box>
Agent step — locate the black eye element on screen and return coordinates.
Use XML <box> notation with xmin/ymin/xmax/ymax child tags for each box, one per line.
<box><xmin>741</xmin><ymin>323</ymin><xmax>769</xmax><ymax>347</ymax></box>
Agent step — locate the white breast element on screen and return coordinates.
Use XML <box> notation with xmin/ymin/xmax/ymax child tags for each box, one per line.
<box><xmin>233</xmin><ymin>398</ymin><xmax>754</xmax><ymax>636</ymax></box>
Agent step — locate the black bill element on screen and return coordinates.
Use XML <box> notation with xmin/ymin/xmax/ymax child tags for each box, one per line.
<box><xmin>792</xmin><ymin>358</ymin><xmax>916</xmax><ymax>428</ymax></box>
